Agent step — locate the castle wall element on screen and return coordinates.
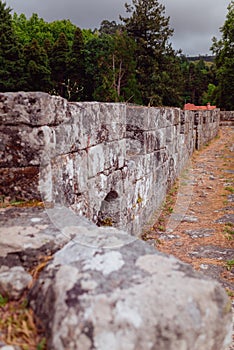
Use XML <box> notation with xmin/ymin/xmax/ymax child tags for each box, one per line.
<box><xmin>0</xmin><ymin>92</ymin><xmax>220</xmax><ymax>234</ymax></box>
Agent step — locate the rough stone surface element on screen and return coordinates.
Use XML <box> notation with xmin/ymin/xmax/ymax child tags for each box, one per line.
<box><xmin>182</xmin><ymin>215</ymin><xmax>199</xmax><ymax>223</ymax></box>
<box><xmin>216</xmin><ymin>214</ymin><xmax>234</xmax><ymax>224</ymax></box>
<box><xmin>29</xmin><ymin>221</ymin><xmax>232</xmax><ymax>350</ymax></box>
<box><xmin>0</xmin><ymin>92</ymin><xmax>220</xmax><ymax>235</ymax></box>
<box><xmin>0</xmin><ymin>207</ymin><xmax>97</xmax><ymax>270</ymax></box>
<box><xmin>198</xmin><ymin>264</ymin><xmax>234</xmax><ymax>291</ymax></box>
<box><xmin>0</xmin><ymin>266</ymin><xmax>32</xmax><ymax>300</ymax></box>
<box><xmin>1</xmin><ymin>92</ymin><xmax>231</xmax><ymax>350</ymax></box>
<box><xmin>0</xmin><ymin>346</ymin><xmax>21</xmax><ymax>350</ymax></box>
<box><xmin>184</xmin><ymin>228</ymin><xmax>214</xmax><ymax>238</ymax></box>
<box><xmin>190</xmin><ymin>245</ymin><xmax>234</xmax><ymax>261</ymax></box>
<box><xmin>220</xmin><ymin>111</ymin><xmax>234</xmax><ymax>126</ymax></box>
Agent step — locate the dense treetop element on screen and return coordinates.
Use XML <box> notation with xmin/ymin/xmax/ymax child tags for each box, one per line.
<box><xmin>211</xmin><ymin>0</ymin><xmax>234</xmax><ymax>110</ymax></box>
<box><xmin>0</xmin><ymin>0</ymin><xmax>233</xmax><ymax>109</ymax></box>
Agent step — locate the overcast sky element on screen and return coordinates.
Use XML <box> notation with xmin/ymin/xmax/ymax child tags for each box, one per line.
<box><xmin>5</xmin><ymin>0</ymin><xmax>230</xmax><ymax>56</ymax></box>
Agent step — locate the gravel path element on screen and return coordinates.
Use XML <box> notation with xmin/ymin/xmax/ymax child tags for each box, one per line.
<box><xmin>144</xmin><ymin>126</ymin><xmax>234</xmax><ymax>349</ymax></box>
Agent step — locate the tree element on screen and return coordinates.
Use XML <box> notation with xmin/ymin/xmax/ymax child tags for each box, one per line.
<box><xmin>112</xmin><ymin>30</ymin><xmax>141</xmax><ymax>103</ymax></box>
<box><xmin>84</xmin><ymin>34</ymin><xmax>116</xmax><ymax>101</ymax></box>
<box><xmin>12</xmin><ymin>13</ymin><xmax>30</xmax><ymax>45</ymax></box>
<box><xmin>23</xmin><ymin>38</ymin><xmax>51</xmax><ymax>91</ymax></box>
<box><xmin>180</xmin><ymin>57</ymin><xmax>216</xmax><ymax>106</ymax></box>
<box><xmin>120</xmin><ymin>0</ymin><xmax>178</xmax><ymax>105</ymax></box>
<box><xmin>84</xmin><ymin>31</ymin><xmax>140</xmax><ymax>103</ymax></box>
<box><xmin>12</xmin><ymin>14</ymin><xmax>76</xmax><ymax>48</ymax></box>
<box><xmin>99</xmin><ymin>20</ymin><xmax>123</xmax><ymax>35</ymax></box>
<box><xmin>50</xmin><ymin>32</ymin><xmax>69</xmax><ymax>97</ymax></box>
<box><xmin>48</xmin><ymin>19</ymin><xmax>76</xmax><ymax>47</ymax></box>
<box><xmin>211</xmin><ymin>1</ymin><xmax>234</xmax><ymax>110</ymax></box>
<box><xmin>160</xmin><ymin>52</ymin><xmax>183</xmax><ymax>107</ymax></box>
<box><xmin>12</xmin><ymin>13</ymin><xmax>54</xmax><ymax>46</ymax></box>
<box><xmin>202</xmin><ymin>83</ymin><xmax>217</xmax><ymax>105</ymax></box>
<box><xmin>67</xmin><ymin>27</ymin><xmax>85</xmax><ymax>101</ymax></box>
<box><xmin>0</xmin><ymin>1</ymin><xmax>25</xmax><ymax>91</ymax></box>
<box><xmin>81</xmin><ymin>29</ymin><xmax>98</xmax><ymax>44</ymax></box>
<box><xmin>43</xmin><ymin>38</ymin><xmax>52</xmax><ymax>58</ymax></box>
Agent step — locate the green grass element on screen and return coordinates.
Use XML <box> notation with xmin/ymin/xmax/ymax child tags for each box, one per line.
<box><xmin>0</xmin><ymin>295</ymin><xmax>47</xmax><ymax>349</ymax></box>
<box><xmin>225</xmin><ymin>260</ymin><xmax>234</xmax><ymax>271</ymax></box>
<box><xmin>226</xmin><ymin>288</ymin><xmax>234</xmax><ymax>298</ymax></box>
<box><xmin>158</xmin><ymin>225</ymin><xmax>166</xmax><ymax>232</ymax></box>
<box><xmin>37</xmin><ymin>338</ymin><xmax>47</xmax><ymax>350</ymax></box>
<box><xmin>167</xmin><ymin>206</ymin><xmax>173</xmax><ymax>213</ymax></box>
<box><xmin>222</xmin><ymin>223</ymin><xmax>234</xmax><ymax>240</ymax></box>
<box><xmin>224</xmin><ymin>186</ymin><xmax>234</xmax><ymax>193</ymax></box>
<box><xmin>0</xmin><ymin>294</ymin><xmax>8</xmax><ymax>307</ymax></box>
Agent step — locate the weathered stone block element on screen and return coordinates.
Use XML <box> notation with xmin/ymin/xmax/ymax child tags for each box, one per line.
<box><xmin>29</xmin><ymin>225</ymin><xmax>232</xmax><ymax>350</ymax></box>
<box><xmin>103</xmin><ymin>140</ymin><xmax>126</xmax><ymax>171</ymax></box>
<box><xmin>0</xmin><ymin>166</ymin><xmax>40</xmax><ymax>200</ymax></box>
<box><xmin>126</xmin><ymin>105</ymin><xmax>150</xmax><ymax>131</ymax></box>
<box><xmin>52</xmin><ymin>114</ymin><xmax>85</xmax><ymax>155</ymax></box>
<box><xmin>88</xmin><ymin>144</ymin><xmax>106</xmax><ymax>178</ymax></box>
<box><xmin>0</xmin><ymin>207</ymin><xmax>73</xmax><ymax>266</ymax></box>
<box><xmin>0</xmin><ymin>91</ymin><xmax>68</xmax><ymax>126</ymax></box>
<box><xmin>99</xmin><ymin>103</ymin><xmax>126</xmax><ymax>141</ymax></box>
<box><xmin>79</xmin><ymin>102</ymin><xmax>126</xmax><ymax>147</ymax></box>
<box><xmin>126</xmin><ymin>138</ymin><xmax>143</xmax><ymax>156</ymax></box>
<box><xmin>0</xmin><ymin>266</ymin><xmax>32</xmax><ymax>300</ymax></box>
<box><xmin>0</xmin><ymin>124</ymin><xmax>55</xmax><ymax>167</ymax></box>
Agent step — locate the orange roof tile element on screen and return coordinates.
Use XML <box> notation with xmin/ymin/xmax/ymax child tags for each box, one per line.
<box><xmin>184</xmin><ymin>103</ymin><xmax>216</xmax><ymax>111</ymax></box>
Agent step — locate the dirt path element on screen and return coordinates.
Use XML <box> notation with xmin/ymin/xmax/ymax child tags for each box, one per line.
<box><xmin>157</xmin><ymin>126</ymin><xmax>233</xmax><ymax>287</ymax></box>
<box><xmin>143</xmin><ymin>125</ymin><xmax>234</xmax><ymax>347</ymax></box>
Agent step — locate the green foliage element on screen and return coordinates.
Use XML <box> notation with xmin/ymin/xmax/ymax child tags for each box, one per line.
<box><xmin>0</xmin><ymin>1</ymin><xmax>25</xmax><ymax>91</ymax></box>
<box><xmin>13</xmin><ymin>13</ymin><xmax>54</xmax><ymax>46</ymax></box>
<box><xmin>84</xmin><ymin>33</ymin><xmax>115</xmax><ymax>101</ymax></box>
<box><xmin>0</xmin><ymin>294</ymin><xmax>8</xmax><ymax>307</ymax></box>
<box><xmin>180</xmin><ymin>57</ymin><xmax>216</xmax><ymax>106</ymax></box>
<box><xmin>202</xmin><ymin>83</ymin><xmax>217</xmax><ymax>105</ymax></box>
<box><xmin>82</xmin><ymin>29</ymin><xmax>98</xmax><ymax>43</ymax></box>
<box><xmin>50</xmin><ymin>32</ymin><xmax>69</xmax><ymax>97</ymax></box>
<box><xmin>224</xmin><ymin>186</ymin><xmax>234</xmax><ymax>193</ymax></box>
<box><xmin>48</xmin><ymin>19</ymin><xmax>76</xmax><ymax>47</ymax></box>
<box><xmin>84</xmin><ymin>31</ymin><xmax>141</xmax><ymax>103</ymax></box>
<box><xmin>120</xmin><ymin>0</ymin><xmax>183</xmax><ymax>106</ymax></box>
<box><xmin>0</xmin><ymin>0</ymin><xmax>227</xmax><ymax>107</ymax></box>
<box><xmin>12</xmin><ymin>13</ymin><xmax>76</xmax><ymax>47</ymax></box>
<box><xmin>211</xmin><ymin>1</ymin><xmax>234</xmax><ymax>110</ymax></box>
<box><xmin>225</xmin><ymin>259</ymin><xmax>234</xmax><ymax>270</ymax></box>
<box><xmin>67</xmin><ymin>27</ymin><xmax>85</xmax><ymax>101</ymax></box>
<box><xmin>99</xmin><ymin>20</ymin><xmax>123</xmax><ymax>35</ymax></box>
<box><xmin>37</xmin><ymin>337</ymin><xmax>47</xmax><ymax>350</ymax></box>
<box><xmin>112</xmin><ymin>30</ymin><xmax>141</xmax><ymax>103</ymax></box>
<box><xmin>23</xmin><ymin>38</ymin><xmax>51</xmax><ymax>91</ymax></box>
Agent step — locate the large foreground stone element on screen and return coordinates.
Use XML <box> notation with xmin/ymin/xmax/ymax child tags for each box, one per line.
<box><xmin>0</xmin><ymin>266</ymin><xmax>32</xmax><ymax>300</ymax></box>
<box><xmin>0</xmin><ymin>206</ymin><xmax>76</xmax><ymax>269</ymax></box>
<box><xmin>29</xmin><ymin>221</ymin><xmax>232</xmax><ymax>350</ymax></box>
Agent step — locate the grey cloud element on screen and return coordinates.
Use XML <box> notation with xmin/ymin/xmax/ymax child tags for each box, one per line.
<box><xmin>5</xmin><ymin>0</ymin><xmax>230</xmax><ymax>55</ymax></box>
<box><xmin>161</xmin><ymin>0</ymin><xmax>230</xmax><ymax>54</ymax></box>
<box><xmin>5</xmin><ymin>0</ymin><xmax>126</xmax><ymax>28</ymax></box>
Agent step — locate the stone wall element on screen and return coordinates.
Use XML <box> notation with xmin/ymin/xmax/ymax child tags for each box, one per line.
<box><xmin>0</xmin><ymin>92</ymin><xmax>220</xmax><ymax>235</ymax></box>
<box><xmin>220</xmin><ymin>111</ymin><xmax>234</xmax><ymax>126</ymax></box>
<box><xmin>1</xmin><ymin>92</ymin><xmax>232</xmax><ymax>350</ymax></box>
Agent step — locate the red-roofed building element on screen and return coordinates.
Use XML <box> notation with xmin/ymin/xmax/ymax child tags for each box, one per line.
<box><xmin>184</xmin><ymin>103</ymin><xmax>216</xmax><ymax>111</ymax></box>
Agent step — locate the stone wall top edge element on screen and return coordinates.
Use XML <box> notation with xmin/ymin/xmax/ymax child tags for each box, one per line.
<box><xmin>220</xmin><ymin>110</ymin><xmax>234</xmax><ymax>116</ymax></box>
<box><xmin>0</xmin><ymin>91</ymin><xmax>182</xmax><ymax>110</ymax></box>
<box><xmin>0</xmin><ymin>92</ymin><xmax>221</xmax><ymax>129</ymax></box>
<box><xmin>0</xmin><ymin>91</ymin><xmax>222</xmax><ymax>111</ymax></box>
